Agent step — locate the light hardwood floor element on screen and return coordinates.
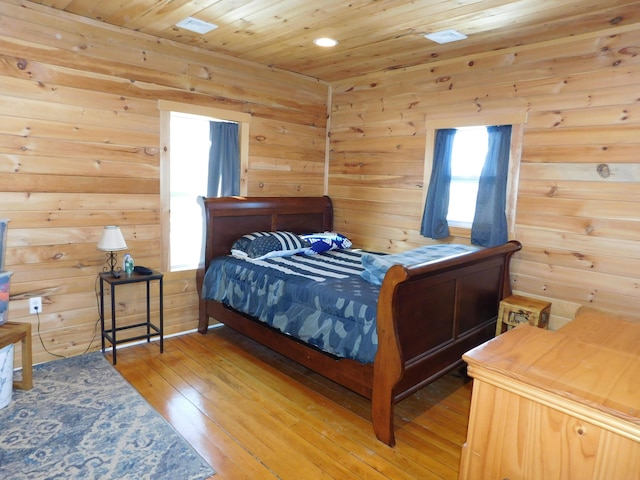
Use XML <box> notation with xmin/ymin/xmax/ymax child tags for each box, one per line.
<box><xmin>114</xmin><ymin>326</ymin><xmax>473</xmax><ymax>479</ymax></box>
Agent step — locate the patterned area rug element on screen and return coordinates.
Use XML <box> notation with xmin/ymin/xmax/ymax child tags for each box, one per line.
<box><xmin>0</xmin><ymin>351</ymin><xmax>215</xmax><ymax>480</ymax></box>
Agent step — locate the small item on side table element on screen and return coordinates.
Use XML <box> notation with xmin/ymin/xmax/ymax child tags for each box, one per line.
<box><xmin>123</xmin><ymin>253</ymin><xmax>134</xmax><ymax>274</ymax></box>
<box><xmin>133</xmin><ymin>266</ymin><xmax>153</xmax><ymax>275</ymax></box>
<box><xmin>495</xmin><ymin>294</ymin><xmax>551</xmax><ymax>336</ymax></box>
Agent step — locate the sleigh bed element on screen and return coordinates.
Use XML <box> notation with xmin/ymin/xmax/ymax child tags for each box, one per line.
<box><xmin>196</xmin><ymin>195</ymin><xmax>521</xmax><ymax>446</ymax></box>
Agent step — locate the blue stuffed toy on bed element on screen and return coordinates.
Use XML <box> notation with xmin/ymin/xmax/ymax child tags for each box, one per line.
<box><xmin>301</xmin><ymin>232</ymin><xmax>352</xmax><ymax>254</ymax></box>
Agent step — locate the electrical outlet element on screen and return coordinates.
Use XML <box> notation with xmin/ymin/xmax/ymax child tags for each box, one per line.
<box><xmin>29</xmin><ymin>296</ymin><xmax>42</xmax><ymax>314</ymax></box>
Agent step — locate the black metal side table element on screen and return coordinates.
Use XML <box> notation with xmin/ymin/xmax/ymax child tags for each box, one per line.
<box><xmin>99</xmin><ymin>270</ymin><xmax>163</xmax><ymax>365</ymax></box>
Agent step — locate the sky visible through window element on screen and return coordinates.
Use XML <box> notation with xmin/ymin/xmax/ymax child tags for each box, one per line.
<box><xmin>169</xmin><ymin>112</ymin><xmax>210</xmax><ymax>270</ymax></box>
<box><xmin>447</xmin><ymin>126</ymin><xmax>488</xmax><ymax>225</ymax></box>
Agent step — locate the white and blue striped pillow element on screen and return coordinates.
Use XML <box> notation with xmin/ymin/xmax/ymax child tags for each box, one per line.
<box><xmin>231</xmin><ymin>231</ymin><xmax>309</xmax><ymax>259</ymax></box>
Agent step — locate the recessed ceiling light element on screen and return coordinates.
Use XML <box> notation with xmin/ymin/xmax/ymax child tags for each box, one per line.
<box><xmin>424</xmin><ymin>29</ymin><xmax>467</xmax><ymax>44</ymax></box>
<box><xmin>176</xmin><ymin>17</ymin><xmax>218</xmax><ymax>34</ymax></box>
<box><xmin>313</xmin><ymin>37</ymin><xmax>339</xmax><ymax>47</ymax></box>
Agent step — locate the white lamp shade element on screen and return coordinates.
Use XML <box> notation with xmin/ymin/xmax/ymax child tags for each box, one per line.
<box><xmin>97</xmin><ymin>226</ymin><xmax>128</xmax><ymax>252</ymax></box>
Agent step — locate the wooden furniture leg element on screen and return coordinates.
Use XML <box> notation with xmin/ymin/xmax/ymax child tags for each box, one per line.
<box><xmin>16</xmin><ymin>322</ymin><xmax>32</xmax><ymax>390</ymax></box>
<box><xmin>0</xmin><ymin>321</ymin><xmax>33</xmax><ymax>390</ymax></box>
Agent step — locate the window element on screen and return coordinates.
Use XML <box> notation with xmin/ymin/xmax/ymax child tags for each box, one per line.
<box><xmin>421</xmin><ymin>106</ymin><xmax>526</xmax><ymax>245</ymax></box>
<box><xmin>447</xmin><ymin>126</ymin><xmax>488</xmax><ymax>226</ymax></box>
<box><xmin>422</xmin><ymin>125</ymin><xmax>513</xmax><ymax>247</ymax></box>
<box><xmin>169</xmin><ymin>112</ymin><xmax>220</xmax><ymax>271</ymax></box>
<box><xmin>158</xmin><ymin>101</ymin><xmax>251</xmax><ymax>272</ymax></box>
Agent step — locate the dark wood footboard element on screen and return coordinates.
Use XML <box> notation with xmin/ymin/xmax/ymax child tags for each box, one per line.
<box><xmin>372</xmin><ymin>240</ymin><xmax>521</xmax><ymax>445</ymax></box>
<box><xmin>196</xmin><ymin>195</ymin><xmax>521</xmax><ymax>446</ymax></box>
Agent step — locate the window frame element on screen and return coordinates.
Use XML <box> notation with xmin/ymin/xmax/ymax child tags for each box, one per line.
<box><xmin>423</xmin><ymin>106</ymin><xmax>527</xmax><ymax>239</ymax></box>
<box><xmin>158</xmin><ymin>100</ymin><xmax>251</xmax><ymax>272</ymax></box>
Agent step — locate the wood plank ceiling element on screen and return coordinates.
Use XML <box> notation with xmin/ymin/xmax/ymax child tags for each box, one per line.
<box><xmin>26</xmin><ymin>0</ymin><xmax>640</xmax><ymax>82</ymax></box>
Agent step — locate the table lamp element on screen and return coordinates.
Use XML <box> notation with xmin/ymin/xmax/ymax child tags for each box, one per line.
<box><xmin>97</xmin><ymin>226</ymin><xmax>127</xmax><ymax>275</ymax></box>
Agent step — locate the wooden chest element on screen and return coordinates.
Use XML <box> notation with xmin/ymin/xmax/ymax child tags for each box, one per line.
<box><xmin>461</xmin><ymin>311</ymin><xmax>640</xmax><ymax>479</ymax></box>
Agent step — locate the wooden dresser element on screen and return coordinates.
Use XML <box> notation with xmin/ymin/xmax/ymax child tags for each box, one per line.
<box><xmin>459</xmin><ymin>309</ymin><xmax>640</xmax><ymax>479</ymax></box>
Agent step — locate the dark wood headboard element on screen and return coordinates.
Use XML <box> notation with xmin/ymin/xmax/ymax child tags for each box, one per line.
<box><xmin>199</xmin><ymin>195</ymin><xmax>333</xmax><ymax>265</ymax></box>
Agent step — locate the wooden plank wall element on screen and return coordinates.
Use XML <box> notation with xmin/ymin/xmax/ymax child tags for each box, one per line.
<box><xmin>0</xmin><ymin>0</ymin><xmax>328</xmax><ymax>364</ymax></box>
<box><xmin>329</xmin><ymin>22</ymin><xmax>640</xmax><ymax>328</ymax></box>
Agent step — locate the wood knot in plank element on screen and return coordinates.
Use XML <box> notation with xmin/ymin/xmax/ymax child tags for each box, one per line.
<box><xmin>619</xmin><ymin>47</ymin><xmax>640</xmax><ymax>57</ymax></box>
<box><xmin>596</xmin><ymin>164</ymin><xmax>610</xmax><ymax>178</ymax></box>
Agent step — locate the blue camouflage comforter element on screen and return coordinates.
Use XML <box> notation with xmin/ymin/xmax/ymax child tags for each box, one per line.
<box><xmin>202</xmin><ymin>250</ymin><xmax>381</xmax><ymax>363</ymax></box>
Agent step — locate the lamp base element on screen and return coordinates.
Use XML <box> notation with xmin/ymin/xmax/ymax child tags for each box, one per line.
<box><xmin>102</xmin><ymin>251</ymin><xmax>122</xmax><ymax>275</ymax></box>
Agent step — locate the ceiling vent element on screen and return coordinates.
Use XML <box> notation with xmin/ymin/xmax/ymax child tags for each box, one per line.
<box><xmin>176</xmin><ymin>17</ymin><xmax>218</xmax><ymax>34</ymax></box>
<box><xmin>424</xmin><ymin>29</ymin><xmax>467</xmax><ymax>44</ymax></box>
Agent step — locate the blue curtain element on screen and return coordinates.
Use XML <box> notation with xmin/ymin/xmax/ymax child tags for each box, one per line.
<box><xmin>420</xmin><ymin>128</ymin><xmax>456</xmax><ymax>239</ymax></box>
<box><xmin>470</xmin><ymin>125</ymin><xmax>512</xmax><ymax>247</ymax></box>
<box><xmin>208</xmin><ymin>121</ymin><xmax>239</xmax><ymax>197</ymax></box>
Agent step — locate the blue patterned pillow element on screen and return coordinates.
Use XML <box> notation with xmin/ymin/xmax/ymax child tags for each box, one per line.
<box><xmin>231</xmin><ymin>231</ymin><xmax>309</xmax><ymax>259</ymax></box>
<box><xmin>301</xmin><ymin>232</ymin><xmax>352</xmax><ymax>254</ymax></box>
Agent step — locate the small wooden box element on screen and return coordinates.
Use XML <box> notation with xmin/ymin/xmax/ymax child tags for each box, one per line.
<box><xmin>495</xmin><ymin>295</ymin><xmax>551</xmax><ymax>336</ymax></box>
